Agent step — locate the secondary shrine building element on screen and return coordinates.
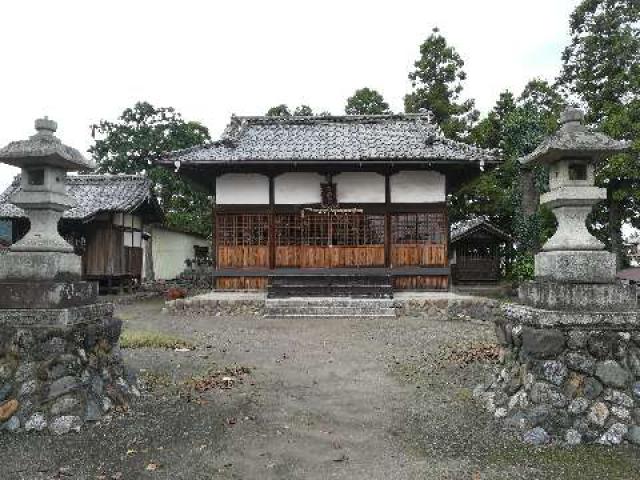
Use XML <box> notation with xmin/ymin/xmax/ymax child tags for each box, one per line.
<box><xmin>158</xmin><ymin>114</ymin><xmax>498</xmax><ymax>291</ymax></box>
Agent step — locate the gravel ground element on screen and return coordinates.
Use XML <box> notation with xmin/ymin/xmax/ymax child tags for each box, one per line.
<box><xmin>1</xmin><ymin>298</ymin><xmax>638</xmax><ymax>479</ymax></box>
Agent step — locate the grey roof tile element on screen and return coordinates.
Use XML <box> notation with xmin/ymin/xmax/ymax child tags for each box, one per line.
<box><xmin>450</xmin><ymin>218</ymin><xmax>512</xmax><ymax>243</ymax></box>
<box><xmin>160</xmin><ymin>114</ymin><xmax>499</xmax><ymax>165</ymax></box>
<box><xmin>0</xmin><ymin>174</ymin><xmax>154</xmax><ymax>220</ymax></box>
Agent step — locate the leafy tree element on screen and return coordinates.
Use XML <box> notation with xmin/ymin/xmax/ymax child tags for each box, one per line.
<box><xmin>266</xmin><ymin>104</ymin><xmax>292</xmax><ymax>117</ymax></box>
<box><xmin>293</xmin><ymin>105</ymin><xmax>314</xmax><ymax>116</ymax></box>
<box><xmin>404</xmin><ymin>27</ymin><xmax>479</xmax><ymax>139</ymax></box>
<box><xmin>468</xmin><ymin>91</ymin><xmax>516</xmax><ymax>149</ymax></box>
<box><xmin>558</xmin><ymin>0</ymin><xmax>640</xmax><ymax>267</ymax></box>
<box><xmin>89</xmin><ymin>102</ymin><xmax>212</xmax><ymax>237</ymax></box>
<box><xmin>266</xmin><ymin>104</ymin><xmax>318</xmax><ymax>116</ymax></box>
<box><xmin>452</xmin><ymin>80</ymin><xmax>564</xmax><ymax>259</ymax></box>
<box><xmin>345</xmin><ymin>87</ymin><xmax>391</xmax><ymax>115</ymax></box>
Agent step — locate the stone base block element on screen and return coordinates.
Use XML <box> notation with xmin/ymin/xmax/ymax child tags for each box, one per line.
<box><xmin>0</xmin><ymin>281</ymin><xmax>98</xmax><ymax>309</ymax></box>
<box><xmin>0</xmin><ymin>305</ymin><xmax>137</xmax><ymax>434</ymax></box>
<box><xmin>504</xmin><ymin>303</ymin><xmax>639</xmax><ymax>330</ymax></box>
<box><xmin>535</xmin><ymin>250</ymin><xmax>617</xmax><ymax>283</ymax></box>
<box><xmin>0</xmin><ymin>303</ymin><xmax>113</xmax><ymax>328</ymax></box>
<box><xmin>519</xmin><ymin>281</ymin><xmax>637</xmax><ymax>312</ymax></box>
<box><xmin>0</xmin><ymin>252</ymin><xmax>81</xmax><ymax>281</ymax></box>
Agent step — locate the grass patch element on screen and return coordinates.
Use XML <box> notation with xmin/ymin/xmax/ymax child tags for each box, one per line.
<box><xmin>487</xmin><ymin>443</ymin><xmax>640</xmax><ymax>479</ymax></box>
<box><xmin>120</xmin><ymin>330</ymin><xmax>194</xmax><ymax>349</ymax></box>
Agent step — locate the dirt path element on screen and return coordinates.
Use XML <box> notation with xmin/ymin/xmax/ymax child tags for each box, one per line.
<box><xmin>1</xmin><ymin>298</ymin><xmax>639</xmax><ymax>479</ymax></box>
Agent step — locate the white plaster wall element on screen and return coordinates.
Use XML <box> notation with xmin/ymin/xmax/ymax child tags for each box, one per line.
<box><xmin>150</xmin><ymin>227</ymin><xmax>210</xmax><ymax>280</ymax></box>
<box><xmin>390</xmin><ymin>170</ymin><xmax>445</xmax><ymax>203</ymax></box>
<box><xmin>334</xmin><ymin>172</ymin><xmax>385</xmax><ymax>203</ymax></box>
<box><xmin>216</xmin><ymin>173</ymin><xmax>269</xmax><ymax>204</ymax></box>
<box><xmin>274</xmin><ymin>173</ymin><xmax>322</xmax><ymax>204</ymax></box>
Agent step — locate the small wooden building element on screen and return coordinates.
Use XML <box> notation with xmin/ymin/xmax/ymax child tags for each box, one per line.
<box><xmin>0</xmin><ymin>174</ymin><xmax>162</xmax><ymax>290</ymax></box>
<box><xmin>157</xmin><ymin>114</ymin><xmax>499</xmax><ymax>291</ymax></box>
<box><xmin>450</xmin><ymin>219</ymin><xmax>512</xmax><ymax>284</ymax></box>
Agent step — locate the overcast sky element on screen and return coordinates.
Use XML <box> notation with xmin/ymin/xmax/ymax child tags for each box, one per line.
<box><xmin>0</xmin><ymin>0</ymin><xmax>580</xmax><ymax>193</ymax></box>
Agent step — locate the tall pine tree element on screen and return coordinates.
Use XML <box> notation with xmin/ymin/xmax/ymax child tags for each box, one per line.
<box><xmin>404</xmin><ymin>28</ymin><xmax>479</xmax><ymax>139</ymax></box>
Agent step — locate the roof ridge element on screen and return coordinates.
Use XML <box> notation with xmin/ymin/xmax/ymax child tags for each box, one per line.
<box><xmin>67</xmin><ymin>173</ymin><xmax>150</xmax><ymax>183</ymax></box>
<box><xmin>233</xmin><ymin>113</ymin><xmax>436</xmax><ymax>124</ymax></box>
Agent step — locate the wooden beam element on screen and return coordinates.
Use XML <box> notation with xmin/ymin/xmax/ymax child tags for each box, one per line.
<box><xmin>210</xmin><ymin>266</ymin><xmax>450</xmax><ymax>277</ymax></box>
<box><xmin>268</xmin><ymin>175</ymin><xmax>276</xmax><ymax>269</ymax></box>
<box><xmin>384</xmin><ymin>172</ymin><xmax>391</xmax><ymax>268</ymax></box>
<box><xmin>213</xmin><ymin>202</ymin><xmax>446</xmax><ymax>215</ymax></box>
<box><xmin>212</xmin><ymin>175</ymin><xmax>218</xmax><ymax>271</ymax></box>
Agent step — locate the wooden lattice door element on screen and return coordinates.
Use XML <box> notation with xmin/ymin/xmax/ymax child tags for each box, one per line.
<box><xmin>275</xmin><ymin>212</ymin><xmax>385</xmax><ymax>268</ymax></box>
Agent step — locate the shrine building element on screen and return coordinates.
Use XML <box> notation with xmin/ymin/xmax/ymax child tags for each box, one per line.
<box><xmin>157</xmin><ymin>114</ymin><xmax>498</xmax><ymax>292</ymax></box>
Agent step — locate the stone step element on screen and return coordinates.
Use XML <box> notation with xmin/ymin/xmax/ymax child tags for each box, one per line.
<box><xmin>268</xmin><ymin>285</ymin><xmax>393</xmax><ymax>299</ymax></box>
<box><xmin>265</xmin><ymin>298</ymin><xmax>395</xmax><ymax>307</ymax></box>
<box><xmin>264</xmin><ymin>297</ymin><xmax>396</xmax><ymax>318</ymax></box>
<box><xmin>267</xmin><ymin>273</ymin><xmax>393</xmax><ymax>299</ymax></box>
<box><xmin>264</xmin><ymin>313</ymin><xmax>397</xmax><ymax>319</ymax></box>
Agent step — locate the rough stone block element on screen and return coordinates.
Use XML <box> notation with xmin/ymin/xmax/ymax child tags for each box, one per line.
<box><xmin>535</xmin><ymin>250</ymin><xmax>617</xmax><ymax>283</ymax></box>
<box><xmin>0</xmin><ymin>303</ymin><xmax>113</xmax><ymax>329</ymax></box>
<box><xmin>521</xmin><ymin>327</ymin><xmax>565</xmax><ymax>359</ymax></box>
<box><xmin>595</xmin><ymin>361</ymin><xmax>630</xmax><ymax>388</ymax></box>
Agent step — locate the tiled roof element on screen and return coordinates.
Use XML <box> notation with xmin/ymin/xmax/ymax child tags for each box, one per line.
<box><xmin>450</xmin><ymin>218</ymin><xmax>512</xmax><ymax>243</ymax></box>
<box><xmin>159</xmin><ymin>114</ymin><xmax>499</xmax><ymax>166</ymax></box>
<box><xmin>0</xmin><ymin>174</ymin><xmax>157</xmax><ymax>221</ymax></box>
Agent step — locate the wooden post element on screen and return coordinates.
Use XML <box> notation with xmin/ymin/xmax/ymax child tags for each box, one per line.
<box><xmin>211</xmin><ymin>176</ymin><xmax>218</xmax><ymax>289</ymax></box>
<box><xmin>384</xmin><ymin>172</ymin><xmax>391</xmax><ymax>268</ymax></box>
<box><xmin>268</xmin><ymin>175</ymin><xmax>275</xmax><ymax>270</ymax></box>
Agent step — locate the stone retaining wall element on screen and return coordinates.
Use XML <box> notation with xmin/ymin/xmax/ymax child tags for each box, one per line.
<box><xmin>395</xmin><ymin>296</ymin><xmax>503</xmax><ymax>323</ymax></box>
<box><xmin>0</xmin><ymin>308</ymin><xmax>138</xmax><ymax>434</ymax></box>
<box><xmin>475</xmin><ymin>306</ymin><xmax>640</xmax><ymax>446</ymax></box>
<box><xmin>164</xmin><ymin>298</ymin><xmax>265</xmax><ymax>317</ymax></box>
<box><xmin>165</xmin><ymin>294</ymin><xmax>502</xmax><ymax>321</ymax></box>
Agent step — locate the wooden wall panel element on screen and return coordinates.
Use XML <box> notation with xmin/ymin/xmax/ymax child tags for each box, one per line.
<box><xmin>216</xmin><ymin>277</ymin><xmax>268</xmax><ymax>290</ymax></box>
<box><xmin>390</xmin><ymin>244</ymin><xmax>447</xmax><ymax>267</ymax></box>
<box><xmin>275</xmin><ymin>246</ymin><xmax>384</xmax><ymax>268</ymax></box>
<box><xmin>217</xmin><ymin>246</ymin><xmax>269</xmax><ymax>268</ymax></box>
<box><xmin>84</xmin><ymin>223</ymin><xmax>125</xmax><ymax>277</ymax></box>
<box><xmin>393</xmin><ymin>275</ymin><xmax>448</xmax><ymax>290</ymax></box>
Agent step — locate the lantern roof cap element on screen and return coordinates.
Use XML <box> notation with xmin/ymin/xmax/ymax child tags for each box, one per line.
<box><xmin>520</xmin><ymin>107</ymin><xmax>629</xmax><ymax>166</ymax></box>
<box><xmin>0</xmin><ymin>117</ymin><xmax>94</xmax><ymax>171</ymax></box>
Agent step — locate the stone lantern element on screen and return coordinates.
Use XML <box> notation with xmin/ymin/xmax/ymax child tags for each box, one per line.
<box><xmin>0</xmin><ymin>119</ymin><xmax>135</xmax><ymax>435</ymax></box>
<box><xmin>521</xmin><ymin>107</ymin><xmax>627</xmax><ymax>284</ymax></box>
<box><xmin>0</xmin><ymin>118</ymin><xmax>94</xmax><ymax>281</ymax></box>
<box><xmin>476</xmin><ymin>108</ymin><xmax>640</xmax><ymax>446</ymax></box>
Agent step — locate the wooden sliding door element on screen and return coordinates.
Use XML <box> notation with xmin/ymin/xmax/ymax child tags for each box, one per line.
<box><xmin>215</xmin><ymin>214</ymin><xmax>269</xmax><ymax>289</ymax></box>
<box><xmin>390</xmin><ymin>211</ymin><xmax>448</xmax><ymax>289</ymax></box>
